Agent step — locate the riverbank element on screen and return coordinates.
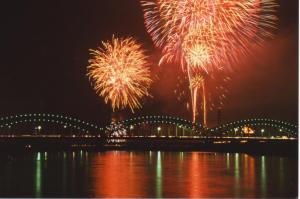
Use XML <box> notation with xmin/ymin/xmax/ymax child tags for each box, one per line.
<box><xmin>0</xmin><ymin>137</ymin><xmax>297</xmax><ymax>156</ymax></box>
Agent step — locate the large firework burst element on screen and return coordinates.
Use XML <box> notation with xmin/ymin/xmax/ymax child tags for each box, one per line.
<box><xmin>87</xmin><ymin>36</ymin><xmax>152</xmax><ymax>112</ymax></box>
<box><xmin>141</xmin><ymin>0</ymin><xmax>277</xmax><ymax>126</ymax></box>
<box><xmin>142</xmin><ymin>0</ymin><xmax>277</xmax><ymax>70</ymax></box>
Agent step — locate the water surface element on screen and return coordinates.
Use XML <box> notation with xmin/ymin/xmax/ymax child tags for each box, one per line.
<box><xmin>0</xmin><ymin>151</ymin><xmax>297</xmax><ymax>198</ymax></box>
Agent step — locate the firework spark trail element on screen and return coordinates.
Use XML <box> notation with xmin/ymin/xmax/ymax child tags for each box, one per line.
<box><xmin>141</xmin><ymin>0</ymin><xmax>277</xmax><ymax>126</ymax></box>
<box><xmin>202</xmin><ymin>80</ymin><xmax>207</xmax><ymax>127</ymax></box>
<box><xmin>87</xmin><ymin>36</ymin><xmax>152</xmax><ymax>113</ymax></box>
<box><xmin>190</xmin><ymin>75</ymin><xmax>204</xmax><ymax>124</ymax></box>
<box><xmin>175</xmin><ymin>71</ymin><xmax>231</xmax><ymax>124</ymax></box>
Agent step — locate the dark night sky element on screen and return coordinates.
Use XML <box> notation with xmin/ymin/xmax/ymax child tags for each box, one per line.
<box><xmin>0</xmin><ymin>0</ymin><xmax>298</xmax><ymax>126</ymax></box>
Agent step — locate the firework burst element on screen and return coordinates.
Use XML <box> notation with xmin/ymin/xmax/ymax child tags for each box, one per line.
<box><xmin>87</xmin><ymin>36</ymin><xmax>152</xmax><ymax>113</ymax></box>
<box><xmin>141</xmin><ymin>0</ymin><xmax>277</xmax><ymax>126</ymax></box>
<box><xmin>142</xmin><ymin>0</ymin><xmax>278</xmax><ymax>71</ymax></box>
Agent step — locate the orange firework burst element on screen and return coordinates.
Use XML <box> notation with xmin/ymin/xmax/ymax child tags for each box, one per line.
<box><xmin>141</xmin><ymin>0</ymin><xmax>278</xmax><ymax>126</ymax></box>
<box><xmin>142</xmin><ymin>0</ymin><xmax>278</xmax><ymax>71</ymax></box>
<box><xmin>87</xmin><ymin>36</ymin><xmax>152</xmax><ymax>113</ymax></box>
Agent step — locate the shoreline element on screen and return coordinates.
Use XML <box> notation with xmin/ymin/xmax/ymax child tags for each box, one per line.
<box><xmin>0</xmin><ymin>137</ymin><xmax>297</xmax><ymax>156</ymax></box>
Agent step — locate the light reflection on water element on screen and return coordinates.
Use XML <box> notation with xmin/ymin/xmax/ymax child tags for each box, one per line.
<box><xmin>35</xmin><ymin>152</ymin><xmax>41</xmax><ymax>198</ymax></box>
<box><xmin>156</xmin><ymin>151</ymin><xmax>162</xmax><ymax>198</ymax></box>
<box><xmin>0</xmin><ymin>151</ymin><xmax>297</xmax><ymax>198</ymax></box>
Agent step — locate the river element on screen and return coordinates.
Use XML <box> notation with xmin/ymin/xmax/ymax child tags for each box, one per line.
<box><xmin>0</xmin><ymin>151</ymin><xmax>297</xmax><ymax>198</ymax></box>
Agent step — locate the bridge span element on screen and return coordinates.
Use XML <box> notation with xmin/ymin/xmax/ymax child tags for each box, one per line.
<box><xmin>0</xmin><ymin>113</ymin><xmax>297</xmax><ymax>154</ymax></box>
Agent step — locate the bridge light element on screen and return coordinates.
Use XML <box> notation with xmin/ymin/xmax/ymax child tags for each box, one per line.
<box><xmin>130</xmin><ymin>125</ymin><xmax>134</xmax><ymax>130</ymax></box>
<box><xmin>261</xmin><ymin>129</ymin><xmax>265</xmax><ymax>133</ymax></box>
<box><xmin>279</xmin><ymin>129</ymin><xmax>282</xmax><ymax>132</ymax></box>
<box><xmin>157</xmin><ymin>126</ymin><xmax>161</xmax><ymax>131</ymax></box>
<box><xmin>37</xmin><ymin>126</ymin><xmax>42</xmax><ymax>130</ymax></box>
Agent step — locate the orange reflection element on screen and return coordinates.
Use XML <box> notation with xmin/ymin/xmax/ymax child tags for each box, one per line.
<box><xmin>242</xmin><ymin>154</ymin><xmax>256</xmax><ymax>197</ymax></box>
<box><xmin>187</xmin><ymin>153</ymin><xmax>244</xmax><ymax>198</ymax></box>
<box><xmin>189</xmin><ymin>152</ymin><xmax>202</xmax><ymax>197</ymax></box>
<box><xmin>92</xmin><ymin>152</ymin><xmax>147</xmax><ymax>198</ymax></box>
<box><xmin>248</xmin><ymin>155</ymin><xmax>256</xmax><ymax>193</ymax></box>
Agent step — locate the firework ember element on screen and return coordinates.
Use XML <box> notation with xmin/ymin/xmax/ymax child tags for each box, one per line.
<box><xmin>87</xmin><ymin>36</ymin><xmax>152</xmax><ymax>113</ymax></box>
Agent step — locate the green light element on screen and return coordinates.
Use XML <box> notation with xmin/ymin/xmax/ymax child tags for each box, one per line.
<box><xmin>261</xmin><ymin>156</ymin><xmax>266</xmax><ymax>197</ymax></box>
<box><xmin>234</xmin><ymin>153</ymin><xmax>240</xmax><ymax>197</ymax></box>
<box><xmin>37</xmin><ymin>152</ymin><xmax>41</xmax><ymax>161</ymax></box>
<box><xmin>226</xmin><ymin>153</ymin><xmax>230</xmax><ymax>170</ymax></box>
<box><xmin>179</xmin><ymin>152</ymin><xmax>184</xmax><ymax>162</ymax></box>
<box><xmin>35</xmin><ymin>152</ymin><xmax>42</xmax><ymax>197</ymax></box>
<box><xmin>156</xmin><ymin>151</ymin><xmax>162</xmax><ymax>198</ymax></box>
